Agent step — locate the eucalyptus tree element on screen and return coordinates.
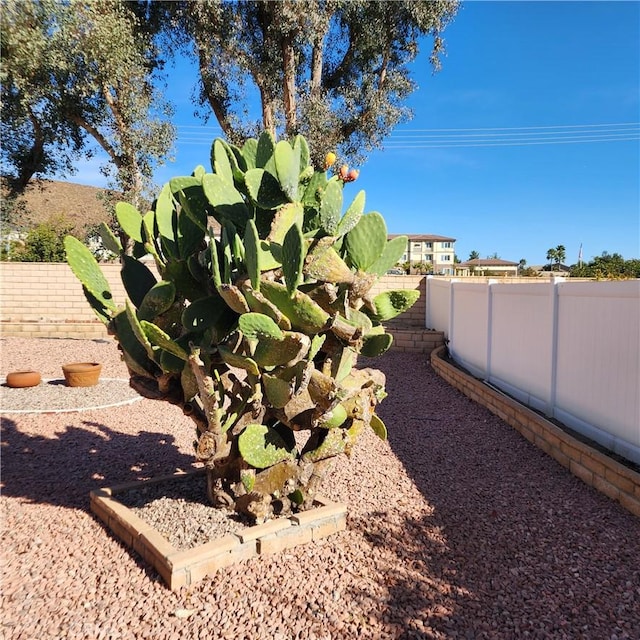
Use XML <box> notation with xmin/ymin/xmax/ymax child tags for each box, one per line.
<box><xmin>163</xmin><ymin>0</ymin><xmax>459</xmax><ymax>165</ymax></box>
<box><xmin>1</xmin><ymin>0</ymin><xmax>175</xmax><ymax>207</ymax></box>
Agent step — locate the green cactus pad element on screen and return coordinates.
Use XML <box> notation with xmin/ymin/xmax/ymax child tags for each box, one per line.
<box><xmin>240</xmin><ymin>469</ymin><xmax>256</xmax><ymax>493</ymax></box>
<box><xmin>301</xmin><ymin>170</ymin><xmax>328</xmax><ymax>210</ymax></box>
<box><xmin>121</xmin><ymin>255</ymin><xmax>158</xmax><ymax>309</ymax></box>
<box><xmin>345</xmin><ymin>306</ymin><xmax>373</xmax><ymax>334</ymax></box>
<box><xmin>159</xmin><ymin>348</ymin><xmax>187</xmax><ymax>374</ymax></box>
<box><xmin>288</xmin><ymin>489</ymin><xmax>304</xmax><ymax>505</ymax></box>
<box><xmin>336</xmin><ymin>190</ymin><xmax>365</xmax><ymax>238</ymax></box>
<box><xmin>305</xmin><ymin>238</ymin><xmax>354</xmax><ymax>284</ymax></box>
<box><xmin>243</xmin><ymin>287</ymin><xmax>292</xmax><ymax>330</ymax></box>
<box><xmin>181</xmin><ymin>363</ymin><xmax>199</xmax><ymax>401</ymax></box>
<box><xmin>241</xmin><ymin>138</ymin><xmax>258</xmax><ymax>170</ymax></box>
<box><xmin>344</xmin><ymin>211</ymin><xmax>387</xmax><ymax>272</ymax></box>
<box><xmin>255</xmin><ymin>131</ymin><xmax>276</xmax><ymax>172</ymax></box>
<box><xmin>244</xmin><ymin>219</ymin><xmax>261</xmax><ymax>290</ymax></box>
<box><xmin>292</xmin><ymin>135</ymin><xmax>310</xmax><ymax>170</ymax></box>
<box><xmin>125</xmin><ymin>299</ymin><xmax>156</xmax><ymax>360</ymax></box>
<box><xmin>137</xmin><ymin>280</ymin><xmax>176</xmax><ymax>321</ymax></box>
<box><xmin>238</xmin><ymin>313</ymin><xmax>283</xmax><ymax>340</ymax></box>
<box><xmin>274</xmin><ymin>140</ymin><xmax>300</xmax><ymax>201</ymax></box>
<box><xmin>140</xmin><ymin>320</ymin><xmax>189</xmax><ymax>360</ymax></box>
<box><xmin>302</xmin><ymin>428</ymin><xmax>347</xmax><ymax>463</ymax></box>
<box><xmin>174</xmin><ymin>182</ymin><xmax>209</xmax><ymax>233</ymax></box>
<box><xmin>361</xmin><ymin>331</ymin><xmax>393</xmax><ymax>357</ymax></box>
<box><xmin>220</xmin><ymin>284</ymin><xmax>250</xmax><ymax>314</ymax></box>
<box><xmin>282</xmin><ymin>223</ymin><xmax>305</xmax><ymax>296</ymax></box>
<box><xmin>115</xmin><ymin>202</ymin><xmax>144</xmax><ymax>243</ymax></box>
<box><xmin>368</xmin><ymin>236</ymin><xmax>409</xmax><ymax>276</ymax></box>
<box><xmin>244</xmin><ymin>168</ymin><xmax>288</xmax><ymax>209</ymax></box>
<box><xmin>202</xmin><ymin>173</ymin><xmax>250</xmax><ymax>228</ymax></box>
<box><xmin>155</xmin><ymin>183</ymin><xmax>176</xmax><ymax>242</ymax></box>
<box><xmin>319</xmin><ymin>403</ymin><xmax>348</xmax><ymax>429</ymax></box>
<box><xmin>64</xmin><ymin>236</ymin><xmax>116</xmax><ymax>315</ymax></box>
<box><xmin>260</xmin><ymin>281</ymin><xmax>330</xmax><ymax>334</ymax></box>
<box><xmin>262</xmin><ymin>374</ymin><xmax>293</xmax><ymax>408</ymax></box>
<box><xmin>98</xmin><ymin>222</ymin><xmax>122</xmax><ymax>255</ymax></box>
<box><xmin>217</xmin><ymin>346</ymin><xmax>260</xmax><ymax>376</ymax></box>
<box><xmin>319</xmin><ymin>179</ymin><xmax>343</xmax><ymax>235</ymax></box>
<box><xmin>308</xmin><ymin>334</ymin><xmax>326</xmax><ymax>361</ymax></box>
<box><xmin>331</xmin><ymin>347</ymin><xmax>355</xmax><ymax>383</ymax></box>
<box><xmin>253</xmin><ymin>332</ymin><xmax>310</xmax><ymax>368</ymax></box>
<box><xmin>181</xmin><ymin>294</ymin><xmax>228</xmax><ymax>332</ymax></box>
<box><xmin>212</xmin><ymin>139</ymin><xmax>234</xmax><ymax>184</ymax></box>
<box><xmin>238</xmin><ymin>424</ymin><xmax>294</xmax><ymax>469</ymax></box>
<box><xmin>371</xmin><ymin>289</ymin><xmax>420</xmax><ymax>322</ymax></box>
<box><xmin>111</xmin><ymin>309</ymin><xmax>158</xmax><ymax>376</ymax></box>
<box><xmin>267</xmin><ymin>202</ymin><xmax>304</xmax><ymax>246</ymax></box>
<box><xmin>369</xmin><ymin>414</ymin><xmax>388</xmax><ymax>440</ymax></box>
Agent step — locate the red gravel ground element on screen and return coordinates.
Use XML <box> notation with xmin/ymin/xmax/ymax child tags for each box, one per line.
<box><xmin>1</xmin><ymin>337</ymin><xmax>639</xmax><ymax>639</ymax></box>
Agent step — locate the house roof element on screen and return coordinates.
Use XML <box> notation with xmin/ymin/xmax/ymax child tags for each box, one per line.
<box><xmin>457</xmin><ymin>258</ymin><xmax>519</xmax><ymax>267</ymax></box>
<box><xmin>388</xmin><ymin>234</ymin><xmax>457</xmax><ymax>242</ymax></box>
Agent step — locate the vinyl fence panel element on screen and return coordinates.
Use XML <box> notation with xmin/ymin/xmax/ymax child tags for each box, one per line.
<box><xmin>488</xmin><ymin>283</ymin><xmax>554</xmax><ymax>414</ymax></box>
<box><xmin>553</xmin><ymin>280</ymin><xmax>640</xmax><ymax>462</ymax></box>
<box><xmin>448</xmin><ymin>282</ymin><xmax>490</xmax><ymax>378</ymax></box>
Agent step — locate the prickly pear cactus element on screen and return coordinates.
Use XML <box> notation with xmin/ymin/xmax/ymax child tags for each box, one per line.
<box><xmin>65</xmin><ymin>131</ymin><xmax>419</xmax><ymax>523</ymax></box>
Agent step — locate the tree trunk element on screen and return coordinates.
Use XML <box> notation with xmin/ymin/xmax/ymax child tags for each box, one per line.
<box><xmin>281</xmin><ymin>34</ymin><xmax>297</xmax><ymax>134</ymax></box>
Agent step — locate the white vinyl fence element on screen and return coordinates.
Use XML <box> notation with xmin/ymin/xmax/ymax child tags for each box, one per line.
<box><xmin>425</xmin><ymin>277</ymin><xmax>640</xmax><ymax>466</ymax></box>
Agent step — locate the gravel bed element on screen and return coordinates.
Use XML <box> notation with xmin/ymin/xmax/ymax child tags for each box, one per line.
<box><xmin>118</xmin><ymin>474</ymin><xmax>251</xmax><ymax>550</ymax></box>
<box><xmin>1</xmin><ymin>378</ymin><xmax>142</xmax><ymax>413</ymax></box>
<box><xmin>2</xmin><ymin>337</ymin><xmax>639</xmax><ymax>640</ymax></box>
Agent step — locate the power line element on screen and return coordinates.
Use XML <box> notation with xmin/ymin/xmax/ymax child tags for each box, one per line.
<box><xmin>171</xmin><ymin>122</ymin><xmax>640</xmax><ymax>149</ymax></box>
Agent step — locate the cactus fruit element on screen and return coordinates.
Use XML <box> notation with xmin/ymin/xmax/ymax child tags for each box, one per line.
<box><xmin>65</xmin><ymin>130</ymin><xmax>418</xmax><ymax>524</ymax></box>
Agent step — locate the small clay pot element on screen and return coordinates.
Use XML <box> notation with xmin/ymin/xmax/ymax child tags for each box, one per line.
<box><xmin>62</xmin><ymin>362</ymin><xmax>102</xmax><ymax>387</ymax></box>
<box><xmin>6</xmin><ymin>370</ymin><xmax>42</xmax><ymax>388</ymax></box>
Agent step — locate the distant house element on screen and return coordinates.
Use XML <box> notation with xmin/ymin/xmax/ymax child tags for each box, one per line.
<box><xmin>455</xmin><ymin>258</ymin><xmax>519</xmax><ymax>277</ymax></box>
<box><xmin>389</xmin><ymin>234</ymin><xmax>457</xmax><ymax>275</ymax></box>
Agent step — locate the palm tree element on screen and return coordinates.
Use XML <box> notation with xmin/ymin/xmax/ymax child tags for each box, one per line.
<box><xmin>546</xmin><ymin>248</ymin><xmax>558</xmax><ymax>271</ymax></box>
<box><xmin>555</xmin><ymin>245</ymin><xmax>566</xmax><ymax>267</ymax></box>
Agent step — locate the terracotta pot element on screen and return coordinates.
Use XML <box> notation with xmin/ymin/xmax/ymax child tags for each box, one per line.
<box><xmin>62</xmin><ymin>362</ymin><xmax>102</xmax><ymax>387</ymax></box>
<box><xmin>6</xmin><ymin>370</ymin><xmax>41</xmax><ymax>388</ymax></box>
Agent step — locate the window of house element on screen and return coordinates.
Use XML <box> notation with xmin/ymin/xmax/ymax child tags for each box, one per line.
<box><xmin>412</xmin><ymin>243</ymin><xmax>421</xmax><ymax>249</ymax></box>
<box><xmin>424</xmin><ymin>242</ymin><xmax>432</xmax><ymax>249</ymax></box>
<box><xmin>424</xmin><ymin>254</ymin><xmax>433</xmax><ymax>261</ymax></box>
<box><xmin>442</xmin><ymin>254</ymin><xmax>451</xmax><ymax>261</ymax></box>
<box><xmin>441</xmin><ymin>242</ymin><xmax>452</xmax><ymax>249</ymax></box>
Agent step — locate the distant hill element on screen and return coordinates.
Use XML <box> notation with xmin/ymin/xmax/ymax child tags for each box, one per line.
<box><xmin>2</xmin><ymin>178</ymin><xmax>115</xmax><ymax>238</ymax></box>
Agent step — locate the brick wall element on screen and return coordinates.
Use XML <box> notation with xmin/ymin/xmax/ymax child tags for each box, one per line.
<box><xmin>430</xmin><ymin>345</ymin><xmax>640</xmax><ymax>518</ymax></box>
<box><xmin>0</xmin><ymin>264</ymin><xmax>440</xmax><ymax>351</ymax></box>
<box><xmin>0</xmin><ymin>262</ymin><xmax>148</xmax><ymax>339</ymax></box>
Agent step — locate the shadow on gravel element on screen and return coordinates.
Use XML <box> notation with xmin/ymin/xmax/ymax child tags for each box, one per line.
<box><xmin>0</xmin><ymin>417</ymin><xmax>196</xmax><ymax>511</ymax></box>
<box><xmin>360</xmin><ymin>351</ymin><xmax>640</xmax><ymax>637</ymax></box>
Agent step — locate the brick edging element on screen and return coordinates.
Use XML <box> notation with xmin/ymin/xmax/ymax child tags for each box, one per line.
<box><xmin>90</xmin><ymin>468</ymin><xmax>347</xmax><ymax>590</ymax></box>
<box><xmin>430</xmin><ymin>346</ymin><xmax>640</xmax><ymax>518</ymax></box>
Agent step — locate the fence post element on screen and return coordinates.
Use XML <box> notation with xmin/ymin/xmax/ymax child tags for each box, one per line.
<box><xmin>485</xmin><ymin>279</ymin><xmax>497</xmax><ymax>382</ymax></box>
<box><xmin>547</xmin><ymin>277</ymin><xmax>565</xmax><ymax>417</ymax></box>
<box><xmin>425</xmin><ymin>275</ymin><xmax>433</xmax><ymax>329</ymax></box>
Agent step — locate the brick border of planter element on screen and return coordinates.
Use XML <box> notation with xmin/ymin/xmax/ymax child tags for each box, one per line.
<box><xmin>430</xmin><ymin>346</ymin><xmax>640</xmax><ymax>518</ymax></box>
<box><xmin>90</xmin><ymin>468</ymin><xmax>347</xmax><ymax>590</ymax></box>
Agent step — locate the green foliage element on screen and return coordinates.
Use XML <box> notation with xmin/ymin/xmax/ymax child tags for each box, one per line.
<box><xmin>1</xmin><ymin>0</ymin><xmax>175</xmax><ymax>207</ymax></box>
<box><xmin>65</xmin><ymin>131</ymin><xmax>419</xmax><ymax>524</ymax></box>
<box><xmin>6</xmin><ymin>215</ymin><xmax>76</xmax><ymax>262</ymax></box>
<box><xmin>570</xmin><ymin>252</ymin><xmax>640</xmax><ymax>279</ymax></box>
<box><xmin>163</xmin><ymin>1</ymin><xmax>460</xmax><ymax>165</ymax></box>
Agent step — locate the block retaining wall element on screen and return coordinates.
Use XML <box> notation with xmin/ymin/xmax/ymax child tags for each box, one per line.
<box><xmin>1</xmin><ymin>264</ymin><xmax>434</xmax><ymax>351</ymax></box>
<box><xmin>430</xmin><ymin>345</ymin><xmax>640</xmax><ymax>518</ymax></box>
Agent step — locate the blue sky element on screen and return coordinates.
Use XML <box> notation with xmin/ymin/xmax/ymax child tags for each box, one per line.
<box><xmin>72</xmin><ymin>1</ymin><xmax>640</xmax><ymax>266</ymax></box>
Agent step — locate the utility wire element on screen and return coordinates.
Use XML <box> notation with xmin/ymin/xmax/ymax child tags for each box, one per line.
<box><xmin>172</xmin><ymin>122</ymin><xmax>640</xmax><ymax>148</ymax></box>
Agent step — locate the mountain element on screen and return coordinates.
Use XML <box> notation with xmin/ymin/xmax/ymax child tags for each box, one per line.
<box><xmin>2</xmin><ymin>178</ymin><xmax>115</xmax><ymax>238</ymax></box>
